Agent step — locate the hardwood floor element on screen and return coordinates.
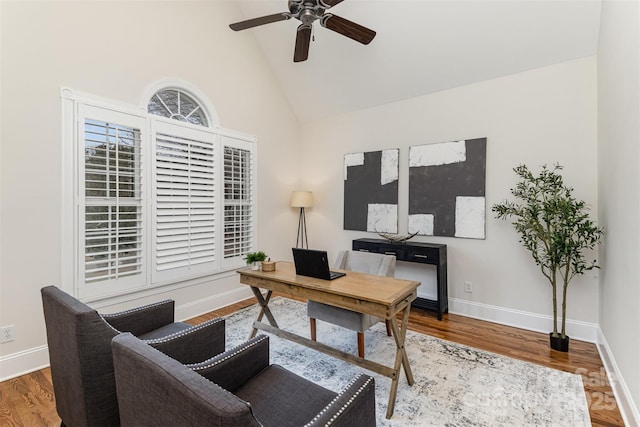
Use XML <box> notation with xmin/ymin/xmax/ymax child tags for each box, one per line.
<box><xmin>406</xmin><ymin>310</ymin><xmax>624</xmax><ymax>427</ymax></box>
<box><xmin>0</xmin><ymin>295</ymin><xmax>625</xmax><ymax>426</ymax></box>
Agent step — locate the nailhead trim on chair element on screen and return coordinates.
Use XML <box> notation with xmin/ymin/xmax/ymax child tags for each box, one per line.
<box><xmin>304</xmin><ymin>374</ymin><xmax>374</xmax><ymax>427</ymax></box>
<box><xmin>100</xmin><ymin>312</ymin><xmax>224</xmax><ymax>344</ymax></box>
<box><xmin>101</xmin><ymin>299</ymin><xmax>173</xmax><ymax>318</ymax></box>
<box><xmin>185</xmin><ymin>335</ymin><xmax>265</xmax><ymax>413</ymax></box>
<box><xmin>188</xmin><ymin>335</ymin><xmax>268</xmax><ymax>370</ymax></box>
<box><xmin>143</xmin><ymin>317</ymin><xmax>225</xmax><ymax>344</ymax></box>
<box><xmin>100</xmin><ymin>300</ymin><xmax>174</xmax><ymax>335</ymax></box>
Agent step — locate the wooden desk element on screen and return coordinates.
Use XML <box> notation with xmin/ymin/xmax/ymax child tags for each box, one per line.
<box><xmin>237</xmin><ymin>261</ymin><xmax>420</xmax><ymax>419</ymax></box>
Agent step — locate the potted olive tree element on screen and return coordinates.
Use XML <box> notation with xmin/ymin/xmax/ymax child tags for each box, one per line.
<box><xmin>492</xmin><ymin>164</ymin><xmax>603</xmax><ymax>352</ymax></box>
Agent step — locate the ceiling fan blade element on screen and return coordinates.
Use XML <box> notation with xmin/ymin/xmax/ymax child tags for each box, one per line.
<box><xmin>319</xmin><ymin>0</ymin><xmax>346</xmax><ymax>7</ymax></box>
<box><xmin>229</xmin><ymin>13</ymin><xmax>290</xmax><ymax>31</ymax></box>
<box><xmin>294</xmin><ymin>24</ymin><xmax>312</xmax><ymax>62</ymax></box>
<box><xmin>320</xmin><ymin>14</ymin><xmax>376</xmax><ymax>45</ymax></box>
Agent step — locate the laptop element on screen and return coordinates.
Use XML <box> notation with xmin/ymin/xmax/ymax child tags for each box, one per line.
<box><xmin>292</xmin><ymin>248</ymin><xmax>346</xmax><ymax>280</ymax></box>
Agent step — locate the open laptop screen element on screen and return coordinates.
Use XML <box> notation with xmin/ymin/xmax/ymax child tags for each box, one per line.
<box><xmin>292</xmin><ymin>248</ymin><xmax>346</xmax><ymax>280</ymax></box>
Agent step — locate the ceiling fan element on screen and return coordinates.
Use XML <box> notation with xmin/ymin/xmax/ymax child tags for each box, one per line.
<box><xmin>229</xmin><ymin>0</ymin><xmax>376</xmax><ymax>63</ymax></box>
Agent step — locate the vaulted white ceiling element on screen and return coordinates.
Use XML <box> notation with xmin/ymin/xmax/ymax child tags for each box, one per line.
<box><xmin>232</xmin><ymin>0</ymin><xmax>601</xmax><ymax>122</ymax></box>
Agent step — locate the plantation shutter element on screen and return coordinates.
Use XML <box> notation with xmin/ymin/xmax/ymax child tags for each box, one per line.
<box><xmin>67</xmin><ymin>87</ymin><xmax>258</xmax><ymax>300</ymax></box>
<box><xmin>222</xmin><ymin>133</ymin><xmax>256</xmax><ymax>266</ymax></box>
<box><xmin>79</xmin><ymin>106</ymin><xmax>146</xmax><ymax>298</ymax></box>
<box><xmin>152</xmin><ymin>119</ymin><xmax>217</xmax><ymax>282</ymax></box>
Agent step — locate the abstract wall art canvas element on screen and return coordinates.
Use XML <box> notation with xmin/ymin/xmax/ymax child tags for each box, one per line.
<box><xmin>344</xmin><ymin>149</ymin><xmax>399</xmax><ymax>233</ymax></box>
<box><xmin>408</xmin><ymin>138</ymin><xmax>487</xmax><ymax>239</ymax></box>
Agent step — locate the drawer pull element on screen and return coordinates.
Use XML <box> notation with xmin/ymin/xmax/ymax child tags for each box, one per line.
<box><xmin>358</xmin><ymin>249</ymin><xmax>370</xmax><ymax>252</ymax></box>
<box><xmin>413</xmin><ymin>254</ymin><xmax>428</xmax><ymax>259</ymax></box>
<box><xmin>384</xmin><ymin>251</ymin><xmax>396</xmax><ymax>256</ymax></box>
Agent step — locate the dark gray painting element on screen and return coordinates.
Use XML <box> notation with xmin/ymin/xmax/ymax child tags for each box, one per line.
<box><xmin>344</xmin><ymin>149</ymin><xmax>399</xmax><ymax>233</ymax></box>
<box><xmin>408</xmin><ymin>138</ymin><xmax>487</xmax><ymax>239</ymax></box>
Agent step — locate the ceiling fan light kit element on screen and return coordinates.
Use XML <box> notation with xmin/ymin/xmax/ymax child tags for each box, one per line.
<box><xmin>229</xmin><ymin>0</ymin><xmax>376</xmax><ymax>62</ymax></box>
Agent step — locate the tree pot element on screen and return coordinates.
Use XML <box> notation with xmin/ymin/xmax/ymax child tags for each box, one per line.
<box><xmin>549</xmin><ymin>333</ymin><xmax>570</xmax><ymax>352</ymax></box>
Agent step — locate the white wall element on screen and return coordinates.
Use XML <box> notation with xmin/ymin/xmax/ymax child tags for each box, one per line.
<box><xmin>2</xmin><ymin>5</ymin><xmax>638</xmax><ymax>424</ymax></box>
<box><xmin>597</xmin><ymin>0</ymin><xmax>640</xmax><ymax>423</ymax></box>
<box><xmin>0</xmin><ymin>1</ymin><xmax>300</xmax><ymax>378</ymax></box>
<box><xmin>299</xmin><ymin>57</ymin><xmax>599</xmax><ymax>338</ymax></box>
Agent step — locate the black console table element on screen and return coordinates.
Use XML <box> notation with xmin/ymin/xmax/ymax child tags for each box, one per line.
<box><xmin>352</xmin><ymin>238</ymin><xmax>448</xmax><ymax>320</ymax></box>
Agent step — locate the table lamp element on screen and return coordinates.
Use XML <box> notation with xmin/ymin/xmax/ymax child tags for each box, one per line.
<box><xmin>291</xmin><ymin>191</ymin><xmax>313</xmax><ymax>249</ymax></box>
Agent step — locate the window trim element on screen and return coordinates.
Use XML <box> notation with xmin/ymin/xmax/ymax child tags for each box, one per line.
<box><xmin>61</xmin><ymin>87</ymin><xmax>256</xmax><ymax>302</ymax></box>
<box><xmin>140</xmin><ymin>79</ymin><xmax>220</xmax><ymax>128</ymax></box>
<box><xmin>79</xmin><ymin>105</ymin><xmax>147</xmax><ymax>299</ymax></box>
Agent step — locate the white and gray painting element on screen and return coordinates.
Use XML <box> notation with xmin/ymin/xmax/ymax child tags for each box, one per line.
<box><xmin>344</xmin><ymin>149</ymin><xmax>399</xmax><ymax>233</ymax></box>
<box><xmin>408</xmin><ymin>138</ymin><xmax>487</xmax><ymax>239</ymax></box>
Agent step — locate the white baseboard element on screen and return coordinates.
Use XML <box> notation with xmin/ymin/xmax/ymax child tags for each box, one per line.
<box><xmin>596</xmin><ymin>328</ymin><xmax>640</xmax><ymax>427</ymax></box>
<box><xmin>449</xmin><ymin>297</ymin><xmax>599</xmax><ymax>342</ymax></box>
<box><xmin>0</xmin><ymin>287</ymin><xmax>254</xmax><ymax>382</ymax></box>
<box><xmin>0</xmin><ymin>345</ymin><xmax>50</xmax><ymax>382</ymax></box>
<box><xmin>175</xmin><ymin>286</ymin><xmax>254</xmax><ymax>321</ymax></box>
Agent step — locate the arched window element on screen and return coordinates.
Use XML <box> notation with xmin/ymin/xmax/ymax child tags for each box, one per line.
<box><xmin>62</xmin><ymin>83</ymin><xmax>255</xmax><ymax>300</ymax></box>
<box><xmin>147</xmin><ymin>89</ymin><xmax>209</xmax><ymax>127</ymax></box>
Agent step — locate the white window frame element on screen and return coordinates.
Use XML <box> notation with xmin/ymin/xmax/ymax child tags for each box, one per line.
<box><xmin>61</xmin><ymin>87</ymin><xmax>257</xmax><ymax>301</ymax></box>
<box><xmin>79</xmin><ymin>105</ymin><xmax>147</xmax><ymax>299</ymax></box>
<box><xmin>220</xmin><ymin>130</ymin><xmax>257</xmax><ymax>271</ymax></box>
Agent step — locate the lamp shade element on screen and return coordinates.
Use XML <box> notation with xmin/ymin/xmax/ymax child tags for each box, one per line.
<box><xmin>291</xmin><ymin>191</ymin><xmax>313</xmax><ymax>208</ymax></box>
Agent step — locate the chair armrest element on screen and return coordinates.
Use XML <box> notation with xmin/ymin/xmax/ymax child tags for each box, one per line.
<box><xmin>189</xmin><ymin>335</ymin><xmax>269</xmax><ymax>392</ymax></box>
<box><xmin>146</xmin><ymin>317</ymin><xmax>226</xmax><ymax>364</ymax></box>
<box><xmin>102</xmin><ymin>300</ymin><xmax>175</xmax><ymax>335</ymax></box>
<box><xmin>305</xmin><ymin>374</ymin><xmax>376</xmax><ymax>427</ymax></box>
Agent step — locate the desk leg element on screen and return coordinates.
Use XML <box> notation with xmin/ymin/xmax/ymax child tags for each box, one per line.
<box><xmin>249</xmin><ymin>288</ymin><xmax>278</xmax><ymax>339</ymax></box>
<box><xmin>386</xmin><ymin>303</ymin><xmax>415</xmax><ymax>419</ymax></box>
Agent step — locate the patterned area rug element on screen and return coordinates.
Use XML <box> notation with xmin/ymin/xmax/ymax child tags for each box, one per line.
<box><xmin>223</xmin><ymin>297</ymin><xmax>590</xmax><ymax>426</ymax></box>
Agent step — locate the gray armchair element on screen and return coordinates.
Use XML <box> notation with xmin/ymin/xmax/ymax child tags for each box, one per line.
<box><xmin>308</xmin><ymin>250</ymin><xmax>396</xmax><ymax>357</ymax></box>
<box><xmin>112</xmin><ymin>333</ymin><xmax>376</xmax><ymax>427</ymax></box>
<box><xmin>41</xmin><ymin>285</ymin><xmax>225</xmax><ymax>427</ymax></box>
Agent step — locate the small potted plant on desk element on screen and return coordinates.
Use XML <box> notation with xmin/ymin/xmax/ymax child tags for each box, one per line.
<box><xmin>492</xmin><ymin>164</ymin><xmax>603</xmax><ymax>352</ymax></box>
<box><xmin>245</xmin><ymin>251</ymin><xmax>267</xmax><ymax>271</ymax></box>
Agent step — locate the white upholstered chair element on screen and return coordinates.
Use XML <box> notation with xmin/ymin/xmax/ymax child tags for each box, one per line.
<box><xmin>307</xmin><ymin>250</ymin><xmax>396</xmax><ymax>358</ymax></box>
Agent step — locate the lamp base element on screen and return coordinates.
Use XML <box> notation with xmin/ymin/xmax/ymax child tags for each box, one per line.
<box><xmin>295</xmin><ymin>207</ymin><xmax>309</xmax><ymax>249</ymax></box>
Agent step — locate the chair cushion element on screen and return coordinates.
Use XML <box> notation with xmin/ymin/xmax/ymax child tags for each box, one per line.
<box><xmin>308</xmin><ymin>300</ymin><xmax>381</xmax><ymax>332</ymax></box>
<box><xmin>137</xmin><ymin>321</ymin><xmax>192</xmax><ymax>340</ymax></box>
<box><xmin>235</xmin><ymin>364</ymin><xmax>336</xmax><ymax>427</ymax></box>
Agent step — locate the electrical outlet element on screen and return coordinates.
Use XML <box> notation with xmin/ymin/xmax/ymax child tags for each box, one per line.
<box><xmin>464</xmin><ymin>281</ymin><xmax>472</xmax><ymax>293</ymax></box>
<box><xmin>1</xmin><ymin>325</ymin><xmax>16</xmax><ymax>343</ymax></box>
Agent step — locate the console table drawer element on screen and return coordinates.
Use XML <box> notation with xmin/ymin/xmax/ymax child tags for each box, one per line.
<box><xmin>382</xmin><ymin>249</ymin><xmax>405</xmax><ymax>258</ymax></box>
<box><xmin>355</xmin><ymin>246</ymin><xmax>405</xmax><ymax>259</ymax></box>
<box><xmin>406</xmin><ymin>247</ymin><xmax>440</xmax><ymax>263</ymax></box>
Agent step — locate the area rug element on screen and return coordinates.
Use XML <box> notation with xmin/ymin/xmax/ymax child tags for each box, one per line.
<box><xmin>223</xmin><ymin>297</ymin><xmax>590</xmax><ymax>426</ymax></box>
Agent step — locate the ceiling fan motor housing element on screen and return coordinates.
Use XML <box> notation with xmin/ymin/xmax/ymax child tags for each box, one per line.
<box><xmin>289</xmin><ymin>0</ymin><xmax>328</xmax><ymax>24</ymax></box>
